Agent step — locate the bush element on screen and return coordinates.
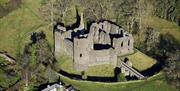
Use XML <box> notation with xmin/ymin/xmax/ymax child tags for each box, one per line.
<box><xmin>81</xmin><ymin>71</ymin><xmax>87</xmax><ymax>80</ymax></box>
<box><xmin>117</xmin><ymin>73</ymin><xmax>126</xmax><ymax>82</ymax></box>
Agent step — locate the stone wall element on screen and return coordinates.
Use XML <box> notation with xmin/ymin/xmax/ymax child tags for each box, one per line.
<box><xmin>113</xmin><ymin>34</ymin><xmax>134</xmax><ymax>56</ymax></box>
<box><xmin>54</xmin><ymin>27</ymin><xmax>73</xmax><ymax>58</ymax></box>
<box><xmin>54</xmin><ymin>17</ymin><xmax>134</xmax><ymax>71</ymax></box>
<box><xmin>73</xmin><ymin>37</ymin><xmax>91</xmax><ymax>71</ymax></box>
<box><xmin>89</xmin><ymin>49</ymin><xmax>117</xmax><ymax>67</ymax></box>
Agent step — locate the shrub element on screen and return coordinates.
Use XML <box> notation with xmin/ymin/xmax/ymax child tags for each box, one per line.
<box><xmin>117</xmin><ymin>73</ymin><xmax>126</xmax><ymax>82</ymax></box>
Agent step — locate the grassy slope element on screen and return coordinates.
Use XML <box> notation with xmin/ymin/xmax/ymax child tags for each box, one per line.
<box><xmin>59</xmin><ymin>72</ymin><xmax>175</xmax><ymax>91</ymax></box>
<box><xmin>142</xmin><ymin>16</ymin><xmax>180</xmax><ymax>43</ymax></box>
<box><xmin>0</xmin><ymin>0</ymin><xmax>53</xmax><ymax>58</ymax></box>
<box><xmin>121</xmin><ymin>50</ymin><xmax>157</xmax><ymax>71</ymax></box>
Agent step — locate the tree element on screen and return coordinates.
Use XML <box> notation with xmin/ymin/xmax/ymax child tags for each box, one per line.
<box><xmin>39</xmin><ymin>0</ymin><xmax>55</xmax><ymax>23</ymax></box>
<box><xmin>132</xmin><ymin>21</ymin><xmax>140</xmax><ymax>34</ymax></box>
<box><xmin>117</xmin><ymin>73</ymin><xmax>126</xmax><ymax>82</ymax></box>
<box><xmin>145</xmin><ymin>27</ymin><xmax>160</xmax><ymax>49</ymax></box>
<box><xmin>138</xmin><ymin>27</ymin><xmax>160</xmax><ymax>56</ymax></box>
<box><xmin>39</xmin><ymin>0</ymin><xmax>72</xmax><ymax>23</ymax></box>
<box><xmin>81</xmin><ymin>71</ymin><xmax>87</xmax><ymax>79</ymax></box>
<box><xmin>33</xmin><ymin>32</ymin><xmax>54</xmax><ymax>65</ymax></box>
<box><xmin>159</xmin><ymin>33</ymin><xmax>179</xmax><ymax>53</ymax></box>
<box><xmin>151</xmin><ymin>0</ymin><xmax>180</xmax><ymax>24</ymax></box>
<box><xmin>20</xmin><ymin>31</ymin><xmax>56</xmax><ymax>87</ymax></box>
<box><xmin>54</xmin><ymin>0</ymin><xmax>72</xmax><ymax>23</ymax></box>
<box><xmin>164</xmin><ymin>50</ymin><xmax>180</xmax><ymax>90</ymax></box>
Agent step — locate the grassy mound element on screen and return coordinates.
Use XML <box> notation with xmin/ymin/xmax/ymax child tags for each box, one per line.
<box><xmin>59</xmin><ymin>72</ymin><xmax>175</xmax><ymax>91</ymax></box>
<box><xmin>121</xmin><ymin>49</ymin><xmax>157</xmax><ymax>71</ymax></box>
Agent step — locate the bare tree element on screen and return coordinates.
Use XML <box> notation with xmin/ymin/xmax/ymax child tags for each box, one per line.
<box><xmin>39</xmin><ymin>0</ymin><xmax>72</xmax><ymax>24</ymax></box>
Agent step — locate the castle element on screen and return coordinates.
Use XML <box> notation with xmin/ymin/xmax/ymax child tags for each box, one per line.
<box><xmin>54</xmin><ymin>13</ymin><xmax>134</xmax><ymax>71</ymax></box>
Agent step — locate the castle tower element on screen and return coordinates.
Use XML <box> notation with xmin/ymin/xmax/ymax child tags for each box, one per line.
<box><xmin>80</xmin><ymin>13</ymin><xmax>84</xmax><ymax>29</ymax></box>
<box><xmin>73</xmin><ymin>37</ymin><xmax>91</xmax><ymax>71</ymax></box>
<box><xmin>73</xmin><ymin>12</ymin><xmax>85</xmax><ymax>33</ymax></box>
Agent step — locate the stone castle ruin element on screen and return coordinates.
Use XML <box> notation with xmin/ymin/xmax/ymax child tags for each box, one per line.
<box><xmin>54</xmin><ymin>13</ymin><xmax>134</xmax><ymax>71</ymax></box>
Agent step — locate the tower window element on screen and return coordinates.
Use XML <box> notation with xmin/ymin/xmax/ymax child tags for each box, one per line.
<box><xmin>118</xmin><ymin>30</ymin><xmax>121</xmax><ymax>34</ymax></box>
<box><xmin>80</xmin><ymin>53</ymin><xmax>82</xmax><ymax>57</ymax></box>
<box><xmin>121</xmin><ymin>42</ymin><xmax>123</xmax><ymax>47</ymax></box>
<box><xmin>128</xmin><ymin>40</ymin><xmax>130</xmax><ymax>46</ymax></box>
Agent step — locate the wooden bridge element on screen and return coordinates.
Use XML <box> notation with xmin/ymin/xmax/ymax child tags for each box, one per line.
<box><xmin>117</xmin><ymin>59</ymin><xmax>145</xmax><ymax>79</ymax></box>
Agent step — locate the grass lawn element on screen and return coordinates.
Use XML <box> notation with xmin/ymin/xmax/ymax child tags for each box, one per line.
<box><xmin>85</xmin><ymin>64</ymin><xmax>114</xmax><ymax>77</ymax></box>
<box><xmin>59</xmin><ymin>72</ymin><xmax>175</xmax><ymax>91</ymax></box>
<box><xmin>121</xmin><ymin>49</ymin><xmax>157</xmax><ymax>71</ymax></box>
<box><xmin>0</xmin><ymin>0</ymin><xmax>53</xmax><ymax>58</ymax></box>
<box><xmin>58</xmin><ymin>55</ymin><xmax>81</xmax><ymax>75</ymax></box>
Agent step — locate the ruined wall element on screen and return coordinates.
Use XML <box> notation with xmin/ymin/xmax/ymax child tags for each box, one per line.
<box><xmin>54</xmin><ymin>19</ymin><xmax>134</xmax><ymax>72</ymax></box>
<box><xmin>55</xmin><ymin>26</ymin><xmax>73</xmax><ymax>58</ymax></box>
<box><xmin>64</xmin><ymin>39</ymin><xmax>73</xmax><ymax>57</ymax></box>
<box><xmin>54</xmin><ymin>30</ymin><xmax>63</xmax><ymax>58</ymax></box>
<box><xmin>89</xmin><ymin>21</ymin><xmax>134</xmax><ymax>56</ymax></box>
<box><xmin>89</xmin><ymin>22</ymin><xmax>111</xmax><ymax>45</ymax></box>
<box><xmin>113</xmin><ymin>35</ymin><xmax>134</xmax><ymax>56</ymax></box>
<box><xmin>89</xmin><ymin>49</ymin><xmax>116</xmax><ymax>67</ymax></box>
<box><xmin>73</xmin><ymin>37</ymin><xmax>91</xmax><ymax>71</ymax></box>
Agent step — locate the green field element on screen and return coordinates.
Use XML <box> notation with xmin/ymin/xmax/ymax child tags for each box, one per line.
<box><xmin>121</xmin><ymin>50</ymin><xmax>157</xmax><ymax>71</ymax></box>
<box><xmin>59</xmin><ymin>72</ymin><xmax>175</xmax><ymax>91</ymax></box>
<box><xmin>0</xmin><ymin>0</ymin><xmax>53</xmax><ymax>58</ymax></box>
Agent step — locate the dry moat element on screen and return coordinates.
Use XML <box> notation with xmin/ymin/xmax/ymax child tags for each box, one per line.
<box><xmin>54</xmin><ymin>13</ymin><xmax>159</xmax><ymax>82</ymax></box>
